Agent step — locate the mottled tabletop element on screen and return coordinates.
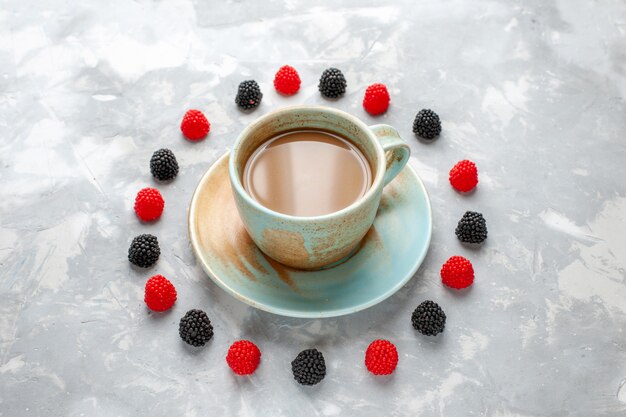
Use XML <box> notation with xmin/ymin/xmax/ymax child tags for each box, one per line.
<box><xmin>1</xmin><ymin>0</ymin><xmax>626</xmax><ymax>416</ymax></box>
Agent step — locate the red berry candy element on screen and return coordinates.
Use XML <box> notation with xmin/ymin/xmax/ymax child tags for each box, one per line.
<box><xmin>273</xmin><ymin>65</ymin><xmax>301</xmax><ymax>96</ymax></box>
<box><xmin>365</xmin><ymin>339</ymin><xmax>398</xmax><ymax>375</ymax></box>
<box><xmin>226</xmin><ymin>340</ymin><xmax>261</xmax><ymax>375</ymax></box>
<box><xmin>144</xmin><ymin>275</ymin><xmax>177</xmax><ymax>312</ymax></box>
<box><xmin>441</xmin><ymin>256</ymin><xmax>474</xmax><ymax>289</ymax></box>
<box><xmin>134</xmin><ymin>187</ymin><xmax>164</xmax><ymax>222</ymax></box>
<box><xmin>362</xmin><ymin>83</ymin><xmax>390</xmax><ymax>115</ymax></box>
<box><xmin>449</xmin><ymin>160</ymin><xmax>478</xmax><ymax>192</ymax></box>
<box><xmin>180</xmin><ymin>109</ymin><xmax>210</xmax><ymax>141</ymax></box>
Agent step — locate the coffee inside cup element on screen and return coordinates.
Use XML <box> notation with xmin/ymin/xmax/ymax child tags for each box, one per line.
<box><xmin>242</xmin><ymin>129</ymin><xmax>372</xmax><ymax>217</ymax></box>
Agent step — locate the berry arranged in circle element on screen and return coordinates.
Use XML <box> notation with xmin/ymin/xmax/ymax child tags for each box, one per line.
<box><xmin>291</xmin><ymin>348</ymin><xmax>326</xmax><ymax>385</ymax></box>
<box><xmin>226</xmin><ymin>340</ymin><xmax>261</xmax><ymax>375</ymax></box>
<box><xmin>179</xmin><ymin>309</ymin><xmax>214</xmax><ymax>347</ymax></box>
<box><xmin>441</xmin><ymin>256</ymin><xmax>474</xmax><ymax>289</ymax></box>
<box><xmin>411</xmin><ymin>300</ymin><xmax>446</xmax><ymax>336</ymax></box>
<box><xmin>318</xmin><ymin>67</ymin><xmax>347</xmax><ymax>99</ymax></box>
<box><xmin>180</xmin><ymin>109</ymin><xmax>210</xmax><ymax>141</ymax></box>
<box><xmin>365</xmin><ymin>339</ymin><xmax>398</xmax><ymax>375</ymax></box>
<box><xmin>150</xmin><ymin>148</ymin><xmax>179</xmax><ymax>181</ymax></box>
<box><xmin>449</xmin><ymin>160</ymin><xmax>478</xmax><ymax>192</ymax></box>
<box><xmin>455</xmin><ymin>211</ymin><xmax>488</xmax><ymax>244</ymax></box>
<box><xmin>362</xmin><ymin>83</ymin><xmax>390</xmax><ymax>115</ymax></box>
<box><xmin>128</xmin><ymin>234</ymin><xmax>160</xmax><ymax>268</ymax></box>
<box><xmin>144</xmin><ymin>275</ymin><xmax>177</xmax><ymax>312</ymax></box>
<box><xmin>134</xmin><ymin>187</ymin><xmax>164</xmax><ymax>222</ymax></box>
<box><xmin>412</xmin><ymin>109</ymin><xmax>442</xmax><ymax>140</ymax></box>
<box><xmin>273</xmin><ymin>65</ymin><xmax>301</xmax><ymax>96</ymax></box>
<box><xmin>235</xmin><ymin>80</ymin><xmax>263</xmax><ymax>110</ymax></box>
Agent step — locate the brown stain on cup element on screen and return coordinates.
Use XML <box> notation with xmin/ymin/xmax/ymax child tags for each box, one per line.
<box><xmin>262</xmin><ymin>228</ymin><xmax>310</xmax><ymax>268</ymax></box>
<box><xmin>316</xmin><ymin>225</ymin><xmax>383</xmax><ymax>269</ymax></box>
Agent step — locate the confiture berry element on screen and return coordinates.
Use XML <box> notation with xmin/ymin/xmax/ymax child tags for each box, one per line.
<box><xmin>150</xmin><ymin>148</ymin><xmax>179</xmax><ymax>181</ymax></box>
<box><xmin>318</xmin><ymin>68</ymin><xmax>347</xmax><ymax>99</ymax></box>
<box><xmin>412</xmin><ymin>109</ymin><xmax>441</xmax><ymax>140</ymax></box>
<box><xmin>179</xmin><ymin>309</ymin><xmax>214</xmax><ymax>347</ymax></box>
<box><xmin>411</xmin><ymin>300</ymin><xmax>446</xmax><ymax>336</ymax></box>
<box><xmin>455</xmin><ymin>211</ymin><xmax>488</xmax><ymax>244</ymax></box>
<box><xmin>291</xmin><ymin>348</ymin><xmax>326</xmax><ymax>385</ymax></box>
<box><xmin>128</xmin><ymin>234</ymin><xmax>160</xmax><ymax>268</ymax></box>
<box><xmin>235</xmin><ymin>80</ymin><xmax>263</xmax><ymax>110</ymax></box>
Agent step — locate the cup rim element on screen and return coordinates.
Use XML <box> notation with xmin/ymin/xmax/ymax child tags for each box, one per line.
<box><xmin>228</xmin><ymin>105</ymin><xmax>387</xmax><ymax>221</ymax></box>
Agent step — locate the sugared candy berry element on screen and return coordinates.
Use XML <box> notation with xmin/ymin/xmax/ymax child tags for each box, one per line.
<box><xmin>362</xmin><ymin>83</ymin><xmax>390</xmax><ymax>115</ymax></box>
<box><xmin>449</xmin><ymin>160</ymin><xmax>478</xmax><ymax>192</ymax></box>
<box><xmin>179</xmin><ymin>309</ymin><xmax>214</xmax><ymax>347</ymax></box>
<box><xmin>291</xmin><ymin>348</ymin><xmax>326</xmax><ymax>385</ymax></box>
<box><xmin>411</xmin><ymin>300</ymin><xmax>446</xmax><ymax>336</ymax></box>
<box><xmin>455</xmin><ymin>211</ymin><xmax>488</xmax><ymax>244</ymax></box>
<box><xmin>318</xmin><ymin>68</ymin><xmax>347</xmax><ymax>99</ymax></box>
<box><xmin>128</xmin><ymin>234</ymin><xmax>160</xmax><ymax>268</ymax></box>
<box><xmin>144</xmin><ymin>275</ymin><xmax>177</xmax><ymax>312</ymax></box>
<box><xmin>274</xmin><ymin>65</ymin><xmax>301</xmax><ymax>95</ymax></box>
<box><xmin>440</xmin><ymin>256</ymin><xmax>474</xmax><ymax>289</ymax></box>
<box><xmin>235</xmin><ymin>80</ymin><xmax>263</xmax><ymax>110</ymax></box>
<box><xmin>134</xmin><ymin>187</ymin><xmax>164</xmax><ymax>222</ymax></box>
<box><xmin>365</xmin><ymin>339</ymin><xmax>398</xmax><ymax>375</ymax></box>
<box><xmin>226</xmin><ymin>340</ymin><xmax>262</xmax><ymax>375</ymax></box>
<box><xmin>180</xmin><ymin>109</ymin><xmax>210</xmax><ymax>141</ymax></box>
<box><xmin>412</xmin><ymin>109</ymin><xmax>441</xmax><ymax>140</ymax></box>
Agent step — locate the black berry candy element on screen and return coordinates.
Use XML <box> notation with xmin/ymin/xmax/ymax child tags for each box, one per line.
<box><xmin>412</xmin><ymin>109</ymin><xmax>441</xmax><ymax>140</ymax></box>
<box><xmin>318</xmin><ymin>68</ymin><xmax>347</xmax><ymax>98</ymax></box>
<box><xmin>291</xmin><ymin>348</ymin><xmax>326</xmax><ymax>385</ymax></box>
<box><xmin>235</xmin><ymin>80</ymin><xmax>263</xmax><ymax>110</ymax></box>
<box><xmin>455</xmin><ymin>211</ymin><xmax>488</xmax><ymax>244</ymax></box>
<box><xmin>128</xmin><ymin>234</ymin><xmax>160</xmax><ymax>268</ymax></box>
<box><xmin>150</xmin><ymin>148</ymin><xmax>179</xmax><ymax>181</ymax></box>
<box><xmin>179</xmin><ymin>309</ymin><xmax>214</xmax><ymax>347</ymax></box>
<box><xmin>411</xmin><ymin>300</ymin><xmax>446</xmax><ymax>336</ymax></box>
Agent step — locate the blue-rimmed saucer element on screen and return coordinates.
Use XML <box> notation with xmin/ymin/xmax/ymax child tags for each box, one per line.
<box><xmin>188</xmin><ymin>152</ymin><xmax>431</xmax><ymax>318</ymax></box>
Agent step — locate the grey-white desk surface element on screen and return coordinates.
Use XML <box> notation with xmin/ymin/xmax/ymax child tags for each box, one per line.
<box><xmin>1</xmin><ymin>1</ymin><xmax>625</xmax><ymax>416</ymax></box>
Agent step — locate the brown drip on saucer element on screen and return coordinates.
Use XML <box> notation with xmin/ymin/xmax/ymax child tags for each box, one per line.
<box><xmin>363</xmin><ymin>226</ymin><xmax>383</xmax><ymax>250</ymax></box>
<box><xmin>261</xmin><ymin>253</ymin><xmax>297</xmax><ymax>291</ymax></box>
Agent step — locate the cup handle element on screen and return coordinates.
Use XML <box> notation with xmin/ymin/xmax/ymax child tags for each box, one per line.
<box><xmin>369</xmin><ymin>124</ymin><xmax>411</xmax><ymax>187</ymax></box>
